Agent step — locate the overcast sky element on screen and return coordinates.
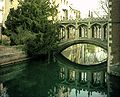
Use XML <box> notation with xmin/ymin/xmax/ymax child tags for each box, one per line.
<box><xmin>0</xmin><ymin>0</ymin><xmax>106</xmax><ymax>22</ymax></box>
<box><xmin>0</xmin><ymin>0</ymin><xmax>3</xmax><ymax>23</ymax></box>
<box><xmin>0</xmin><ymin>0</ymin><xmax>3</xmax><ymax>9</ymax></box>
<box><xmin>69</xmin><ymin>0</ymin><xmax>102</xmax><ymax>18</ymax></box>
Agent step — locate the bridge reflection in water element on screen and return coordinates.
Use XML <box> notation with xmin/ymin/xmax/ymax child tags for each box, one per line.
<box><xmin>48</xmin><ymin>61</ymin><xmax>107</xmax><ymax>97</ymax></box>
<box><xmin>0</xmin><ymin>59</ymin><xmax>120</xmax><ymax>97</ymax></box>
<box><xmin>61</xmin><ymin>44</ymin><xmax>107</xmax><ymax>65</ymax></box>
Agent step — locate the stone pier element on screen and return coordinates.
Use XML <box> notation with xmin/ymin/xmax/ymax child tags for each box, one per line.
<box><xmin>108</xmin><ymin>0</ymin><xmax>120</xmax><ymax>76</ymax></box>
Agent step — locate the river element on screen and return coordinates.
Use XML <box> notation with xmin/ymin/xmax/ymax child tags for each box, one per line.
<box><xmin>0</xmin><ymin>44</ymin><xmax>120</xmax><ymax>97</ymax></box>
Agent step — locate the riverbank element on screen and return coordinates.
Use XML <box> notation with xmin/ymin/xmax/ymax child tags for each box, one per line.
<box><xmin>0</xmin><ymin>45</ymin><xmax>28</xmax><ymax>66</ymax></box>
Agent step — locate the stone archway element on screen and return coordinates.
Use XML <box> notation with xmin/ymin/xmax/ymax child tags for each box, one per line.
<box><xmin>91</xmin><ymin>24</ymin><xmax>102</xmax><ymax>39</ymax></box>
<box><xmin>66</xmin><ymin>25</ymin><xmax>76</xmax><ymax>40</ymax></box>
<box><xmin>78</xmin><ymin>24</ymin><xmax>88</xmax><ymax>38</ymax></box>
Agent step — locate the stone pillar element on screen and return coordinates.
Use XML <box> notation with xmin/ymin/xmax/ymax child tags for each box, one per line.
<box><xmin>65</xmin><ymin>27</ymin><xmax>70</xmax><ymax>40</ymax></box>
<box><xmin>101</xmin><ymin>25</ymin><xmax>104</xmax><ymax>40</ymax></box>
<box><xmin>65</xmin><ymin>27</ymin><xmax>68</xmax><ymax>40</ymax></box>
<box><xmin>75</xmin><ymin>71</ymin><xmax>80</xmax><ymax>82</ymax></box>
<box><xmin>100</xmin><ymin>72</ymin><xmax>105</xmax><ymax>85</ymax></box>
<box><xmin>108</xmin><ymin>0</ymin><xmax>120</xmax><ymax>76</ymax></box>
<box><xmin>81</xmin><ymin>27</ymin><xmax>84</xmax><ymax>37</ymax></box>
<box><xmin>60</xmin><ymin>28</ymin><xmax>62</xmax><ymax>41</ymax></box>
<box><xmin>87</xmin><ymin>72</ymin><xmax>92</xmax><ymax>82</ymax></box>
<box><xmin>75</xmin><ymin>27</ymin><xmax>79</xmax><ymax>39</ymax></box>
<box><xmin>87</xmin><ymin>72</ymin><xmax>91</xmax><ymax>97</ymax></box>
<box><xmin>88</xmin><ymin>22</ymin><xmax>91</xmax><ymax>38</ymax></box>
<box><xmin>64</xmin><ymin>67</ymin><xmax>68</xmax><ymax>81</ymax></box>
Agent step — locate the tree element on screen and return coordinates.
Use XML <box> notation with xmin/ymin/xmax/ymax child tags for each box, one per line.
<box><xmin>93</xmin><ymin>0</ymin><xmax>108</xmax><ymax>18</ymax></box>
<box><xmin>99</xmin><ymin>0</ymin><xmax>109</xmax><ymax>15</ymax></box>
<box><xmin>4</xmin><ymin>0</ymin><xmax>60</xmax><ymax>56</ymax></box>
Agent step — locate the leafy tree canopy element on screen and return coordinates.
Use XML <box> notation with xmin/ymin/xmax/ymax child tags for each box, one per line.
<box><xmin>4</xmin><ymin>0</ymin><xmax>60</xmax><ymax>56</ymax></box>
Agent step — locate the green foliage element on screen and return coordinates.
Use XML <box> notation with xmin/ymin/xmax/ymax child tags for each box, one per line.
<box><xmin>0</xmin><ymin>40</ymin><xmax>2</xmax><ymax>44</ymax></box>
<box><xmin>5</xmin><ymin>0</ymin><xmax>58</xmax><ymax>44</ymax></box>
<box><xmin>25</xmin><ymin>23</ymin><xmax>59</xmax><ymax>56</ymax></box>
<box><xmin>4</xmin><ymin>0</ymin><xmax>59</xmax><ymax>56</ymax></box>
<box><xmin>0</xmin><ymin>39</ymin><xmax>10</xmax><ymax>45</ymax></box>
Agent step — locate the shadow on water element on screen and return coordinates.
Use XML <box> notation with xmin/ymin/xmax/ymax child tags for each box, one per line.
<box><xmin>0</xmin><ymin>58</ymin><xmax>120</xmax><ymax>97</ymax></box>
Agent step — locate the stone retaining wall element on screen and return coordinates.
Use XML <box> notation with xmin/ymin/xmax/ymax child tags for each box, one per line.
<box><xmin>0</xmin><ymin>45</ymin><xmax>28</xmax><ymax>66</ymax></box>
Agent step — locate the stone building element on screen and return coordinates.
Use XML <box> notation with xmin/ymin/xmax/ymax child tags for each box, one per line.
<box><xmin>50</xmin><ymin>0</ymin><xmax>80</xmax><ymax>21</ymax></box>
<box><xmin>0</xmin><ymin>0</ymin><xmax>80</xmax><ymax>26</ymax></box>
<box><xmin>0</xmin><ymin>0</ymin><xmax>19</xmax><ymax>27</ymax></box>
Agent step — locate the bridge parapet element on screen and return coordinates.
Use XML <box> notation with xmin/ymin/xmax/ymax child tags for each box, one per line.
<box><xmin>58</xmin><ymin>17</ymin><xmax>108</xmax><ymax>24</ymax></box>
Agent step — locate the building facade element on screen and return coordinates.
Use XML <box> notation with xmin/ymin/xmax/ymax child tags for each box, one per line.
<box><xmin>0</xmin><ymin>0</ymin><xmax>19</xmax><ymax>27</ymax></box>
<box><xmin>0</xmin><ymin>0</ymin><xmax>80</xmax><ymax>26</ymax></box>
<box><xmin>50</xmin><ymin>0</ymin><xmax>80</xmax><ymax>21</ymax></box>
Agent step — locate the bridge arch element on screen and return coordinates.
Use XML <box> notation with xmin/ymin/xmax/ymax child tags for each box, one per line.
<box><xmin>57</xmin><ymin>38</ymin><xmax>107</xmax><ymax>53</ymax></box>
<box><xmin>91</xmin><ymin>23</ymin><xmax>102</xmax><ymax>27</ymax></box>
<box><xmin>103</xmin><ymin>23</ymin><xmax>108</xmax><ymax>26</ymax></box>
<box><xmin>78</xmin><ymin>23</ymin><xmax>88</xmax><ymax>27</ymax></box>
<box><xmin>66</xmin><ymin>24</ymin><xmax>76</xmax><ymax>28</ymax></box>
<box><xmin>59</xmin><ymin>25</ymin><xmax>66</xmax><ymax>28</ymax></box>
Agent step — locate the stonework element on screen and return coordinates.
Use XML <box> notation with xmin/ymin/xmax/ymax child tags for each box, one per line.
<box><xmin>0</xmin><ymin>46</ymin><xmax>27</xmax><ymax>65</ymax></box>
<box><xmin>108</xmin><ymin>0</ymin><xmax>120</xmax><ymax>76</ymax></box>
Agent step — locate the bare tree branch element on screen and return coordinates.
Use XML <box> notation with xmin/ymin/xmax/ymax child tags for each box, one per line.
<box><xmin>93</xmin><ymin>0</ymin><xmax>108</xmax><ymax>17</ymax></box>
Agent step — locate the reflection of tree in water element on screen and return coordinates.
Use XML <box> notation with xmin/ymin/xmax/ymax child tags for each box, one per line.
<box><xmin>0</xmin><ymin>61</ymin><xmax>59</xmax><ymax>97</ymax></box>
<box><xmin>62</xmin><ymin>44</ymin><xmax>107</xmax><ymax>65</ymax></box>
<box><xmin>0</xmin><ymin>83</ymin><xmax>9</xmax><ymax>97</ymax></box>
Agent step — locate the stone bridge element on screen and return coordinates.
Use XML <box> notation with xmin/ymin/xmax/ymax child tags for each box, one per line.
<box><xmin>55</xmin><ymin>17</ymin><xmax>108</xmax><ymax>52</ymax></box>
<box><xmin>58</xmin><ymin>17</ymin><xmax>108</xmax><ymax>41</ymax></box>
<box><xmin>56</xmin><ymin>38</ymin><xmax>107</xmax><ymax>53</ymax></box>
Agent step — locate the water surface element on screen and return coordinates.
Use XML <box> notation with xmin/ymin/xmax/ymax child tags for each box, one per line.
<box><xmin>0</xmin><ymin>59</ymin><xmax>108</xmax><ymax>97</ymax></box>
<box><xmin>62</xmin><ymin>44</ymin><xmax>107</xmax><ymax>65</ymax></box>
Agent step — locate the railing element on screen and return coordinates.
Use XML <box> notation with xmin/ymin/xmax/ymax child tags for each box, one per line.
<box><xmin>58</xmin><ymin>17</ymin><xmax>108</xmax><ymax>23</ymax></box>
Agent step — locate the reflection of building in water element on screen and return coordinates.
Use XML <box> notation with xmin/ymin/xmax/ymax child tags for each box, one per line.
<box><xmin>62</xmin><ymin>44</ymin><xmax>107</xmax><ymax>65</ymax></box>
<box><xmin>0</xmin><ymin>83</ymin><xmax>9</xmax><ymax>97</ymax></box>
<box><xmin>48</xmin><ymin>66</ymin><xmax>107</xmax><ymax>97</ymax></box>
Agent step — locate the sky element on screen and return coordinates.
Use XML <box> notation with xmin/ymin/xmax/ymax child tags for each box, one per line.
<box><xmin>0</xmin><ymin>0</ymin><xmax>3</xmax><ymax>23</ymax></box>
<box><xmin>69</xmin><ymin>0</ymin><xmax>103</xmax><ymax>18</ymax></box>
<box><xmin>0</xmin><ymin>0</ymin><xmax>106</xmax><ymax>23</ymax></box>
<box><xmin>0</xmin><ymin>0</ymin><xmax>3</xmax><ymax>9</ymax></box>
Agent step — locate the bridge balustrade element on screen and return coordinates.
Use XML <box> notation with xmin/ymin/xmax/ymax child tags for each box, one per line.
<box><xmin>48</xmin><ymin>66</ymin><xmax>107</xmax><ymax>97</ymax></box>
<box><xmin>58</xmin><ymin>17</ymin><xmax>108</xmax><ymax>43</ymax></box>
<box><xmin>59</xmin><ymin>67</ymin><xmax>106</xmax><ymax>85</ymax></box>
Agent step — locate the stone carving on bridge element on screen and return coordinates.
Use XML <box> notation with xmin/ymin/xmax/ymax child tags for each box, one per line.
<box><xmin>58</xmin><ymin>17</ymin><xmax>108</xmax><ymax>42</ymax></box>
